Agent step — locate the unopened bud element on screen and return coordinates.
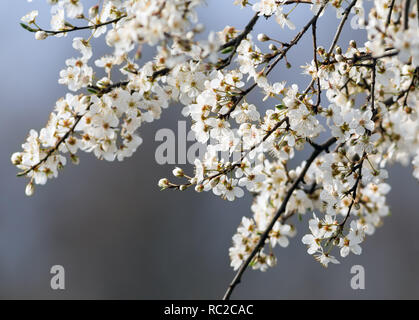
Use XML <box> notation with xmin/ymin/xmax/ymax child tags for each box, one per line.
<box><xmin>89</xmin><ymin>5</ymin><xmax>99</xmax><ymax>18</ymax></box>
<box><xmin>195</xmin><ymin>184</ymin><xmax>204</xmax><ymax>192</ymax></box>
<box><xmin>158</xmin><ymin>178</ymin><xmax>170</xmax><ymax>189</ymax></box>
<box><xmin>70</xmin><ymin>154</ymin><xmax>80</xmax><ymax>165</ymax></box>
<box><xmin>257</xmin><ymin>33</ymin><xmax>269</xmax><ymax>42</ymax></box>
<box><xmin>11</xmin><ymin>152</ymin><xmax>23</xmax><ymax>165</ymax></box>
<box><xmin>25</xmin><ymin>182</ymin><xmax>35</xmax><ymax>196</ymax></box>
<box><xmin>172</xmin><ymin>167</ymin><xmax>184</xmax><ymax>177</ymax></box>
<box><xmin>35</xmin><ymin>31</ymin><xmax>48</xmax><ymax>40</ymax></box>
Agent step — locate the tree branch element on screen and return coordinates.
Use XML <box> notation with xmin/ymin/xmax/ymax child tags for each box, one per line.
<box><xmin>222</xmin><ymin>136</ymin><xmax>337</xmax><ymax>300</ymax></box>
<box><xmin>219</xmin><ymin>4</ymin><xmax>327</xmax><ymax>119</ymax></box>
<box><xmin>327</xmin><ymin>0</ymin><xmax>358</xmax><ymax>58</ymax></box>
<box><xmin>38</xmin><ymin>15</ymin><xmax>127</xmax><ymax>35</ymax></box>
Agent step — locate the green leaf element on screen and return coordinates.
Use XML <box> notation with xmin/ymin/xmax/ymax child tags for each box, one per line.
<box><xmin>220</xmin><ymin>46</ymin><xmax>234</xmax><ymax>54</ymax></box>
<box><xmin>87</xmin><ymin>87</ymin><xmax>99</xmax><ymax>94</ymax></box>
<box><xmin>20</xmin><ymin>23</ymin><xmax>37</xmax><ymax>33</ymax></box>
<box><xmin>275</xmin><ymin>104</ymin><xmax>286</xmax><ymax>110</ymax></box>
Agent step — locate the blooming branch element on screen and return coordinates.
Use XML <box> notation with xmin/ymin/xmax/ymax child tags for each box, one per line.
<box><xmin>13</xmin><ymin>0</ymin><xmax>419</xmax><ymax>299</ymax></box>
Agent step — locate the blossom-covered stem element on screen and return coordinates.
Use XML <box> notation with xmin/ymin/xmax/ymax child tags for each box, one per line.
<box><xmin>17</xmin><ymin>81</ymin><xmax>127</xmax><ymax>177</ymax></box>
<box><xmin>217</xmin><ymin>1</ymin><xmax>315</xmax><ymax>71</ymax></box>
<box><xmin>39</xmin><ymin>15</ymin><xmax>127</xmax><ymax>35</ymax></box>
<box><xmin>223</xmin><ymin>137</ymin><xmax>337</xmax><ymax>300</ymax></box>
<box><xmin>327</xmin><ymin>0</ymin><xmax>358</xmax><ymax>58</ymax></box>
<box><xmin>16</xmin><ymin>113</ymin><xmax>83</xmax><ymax>177</ymax></box>
<box><xmin>221</xmin><ymin>4</ymin><xmax>327</xmax><ymax>119</ymax></box>
<box><xmin>238</xmin><ymin>117</ymin><xmax>289</xmax><ymax>161</ymax></box>
<box><xmin>402</xmin><ymin>67</ymin><xmax>419</xmax><ymax>107</ymax></box>
<box><xmin>167</xmin><ymin>117</ymin><xmax>289</xmax><ymax>189</ymax></box>
<box><xmin>383</xmin><ymin>67</ymin><xmax>418</xmax><ymax>107</ymax></box>
<box><xmin>217</xmin><ymin>13</ymin><xmax>260</xmax><ymax>70</ymax></box>
<box><xmin>340</xmin><ymin>158</ymin><xmax>364</xmax><ymax>228</ymax></box>
<box><xmin>264</xmin><ymin>4</ymin><xmax>326</xmax><ymax>73</ymax></box>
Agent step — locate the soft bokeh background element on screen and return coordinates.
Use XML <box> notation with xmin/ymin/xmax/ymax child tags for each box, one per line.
<box><xmin>1</xmin><ymin>1</ymin><xmax>418</xmax><ymax>299</ymax></box>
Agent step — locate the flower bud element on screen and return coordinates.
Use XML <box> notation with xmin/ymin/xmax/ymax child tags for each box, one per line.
<box><xmin>11</xmin><ymin>152</ymin><xmax>23</xmax><ymax>165</ymax></box>
<box><xmin>195</xmin><ymin>184</ymin><xmax>204</xmax><ymax>192</ymax></box>
<box><xmin>179</xmin><ymin>185</ymin><xmax>187</xmax><ymax>191</ymax></box>
<box><xmin>289</xmin><ymin>170</ymin><xmax>297</xmax><ymax>180</ymax></box>
<box><xmin>70</xmin><ymin>154</ymin><xmax>80</xmax><ymax>165</ymax></box>
<box><xmin>158</xmin><ymin>178</ymin><xmax>170</xmax><ymax>189</ymax></box>
<box><xmin>257</xmin><ymin>33</ymin><xmax>269</xmax><ymax>42</ymax></box>
<box><xmin>172</xmin><ymin>167</ymin><xmax>184</xmax><ymax>177</ymax></box>
<box><xmin>89</xmin><ymin>5</ymin><xmax>99</xmax><ymax>18</ymax></box>
<box><xmin>25</xmin><ymin>182</ymin><xmax>35</xmax><ymax>197</ymax></box>
<box><xmin>35</xmin><ymin>31</ymin><xmax>48</xmax><ymax>40</ymax></box>
<box><xmin>267</xmin><ymin>254</ymin><xmax>277</xmax><ymax>267</ymax></box>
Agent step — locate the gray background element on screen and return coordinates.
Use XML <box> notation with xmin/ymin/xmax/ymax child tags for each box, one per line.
<box><xmin>0</xmin><ymin>1</ymin><xmax>418</xmax><ymax>299</ymax></box>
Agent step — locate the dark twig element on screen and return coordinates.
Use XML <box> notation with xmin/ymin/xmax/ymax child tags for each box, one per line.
<box><xmin>404</xmin><ymin>0</ymin><xmax>412</xmax><ymax>30</ymax></box>
<box><xmin>39</xmin><ymin>15</ymin><xmax>127</xmax><ymax>35</ymax></box>
<box><xmin>385</xmin><ymin>0</ymin><xmax>397</xmax><ymax>28</ymax></box>
<box><xmin>311</xmin><ymin>17</ymin><xmax>321</xmax><ymax>112</ymax></box>
<box><xmin>370</xmin><ymin>59</ymin><xmax>377</xmax><ymax>115</ymax></box>
<box><xmin>327</xmin><ymin>0</ymin><xmax>358</xmax><ymax>58</ymax></box>
<box><xmin>217</xmin><ymin>13</ymin><xmax>260</xmax><ymax>70</ymax></box>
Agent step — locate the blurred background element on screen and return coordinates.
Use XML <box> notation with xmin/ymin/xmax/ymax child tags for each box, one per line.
<box><xmin>1</xmin><ymin>1</ymin><xmax>418</xmax><ymax>299</ymax></box>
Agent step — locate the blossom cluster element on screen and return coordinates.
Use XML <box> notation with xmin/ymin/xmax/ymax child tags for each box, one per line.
<box><xmin>13</xmin><ymin>0</ymin><xmax>419</xmax><ymax>277</ymax></box>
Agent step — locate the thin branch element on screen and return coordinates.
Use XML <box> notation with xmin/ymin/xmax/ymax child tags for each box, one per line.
<box><xmin>222</xmin><ymin>137</ymin><xmax>337</xmax><ymax>300</ymax></box>
<box><xmin>404</xmin><ymin>0</ymin><xmax>412</xmax><ymax>30</ymax></box>
<box><xmin>370</xmin><ymin>59</ymin><xmax>377</xmax><ymax>115</ymax></box>
<box><xmin>39</xmin><ymin>15</ymin><xmax>127</xmax><ymax>35</ymax></box>
<box><xmin>300</xmin><ymin>0</ymin><xmax>354</xmax><ymax>96</ymax></box>
<box><xmin>17</xmin><ymin>114</ymin><xmax>83</xmax><ymax>177</ymax></box>
<box><xmin>383</xmin><ymin>67</ymin><xmax>418</xmax><ymax>107</ymax></box>
<box><xmin>385</xmin><ymin>0</ymin><xmax>397</xmax><ymax>28</ymax></box>
<box><xmin>327</xmin><ymin>0</ymin><xmax>358</xmax><ymax>57</ymax></box>
<box><xmin>340</xmin><ymin>159</ymin><xmax>364</xmax><ymax>228</ymax></box>
<box><xmin>220</xmin><ymin>4</ymin><xmax>327</xmax><ymax>119</ymax></box>
<box><xmin>217</xmin><ymin>13</ymin><xmax>260</xmax><ymax>70</ymax></box>
<box><xmin>264</xmin><ymin>4</ymin><xmax>327</xmax><ymax>73</ymax></box>
<box><xmin>311</xmin><ymin>16</ymin><xmax>321</xmax><ymax>112</ymax></box>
